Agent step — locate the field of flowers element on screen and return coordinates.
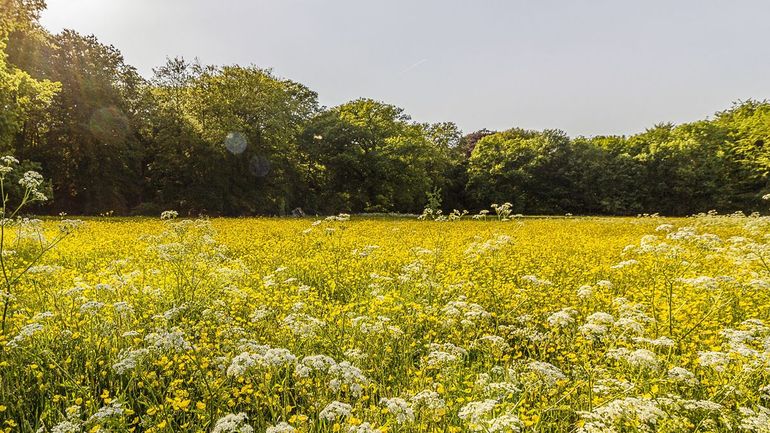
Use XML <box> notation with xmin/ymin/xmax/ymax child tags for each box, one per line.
<box><xmin>1</xmin><ymin>212</ymin><xmax>770</xmax><ymax>433</ymax></box>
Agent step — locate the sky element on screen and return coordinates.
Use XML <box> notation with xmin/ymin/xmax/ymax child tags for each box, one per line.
<box><xmin>40</xmin><ymin>0</ymin><xmax>770</xmax><ymax>137</ymax></box>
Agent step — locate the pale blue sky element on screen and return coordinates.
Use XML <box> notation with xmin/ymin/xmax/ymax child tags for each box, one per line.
<box><xmin>41</xmin><ymin>0</ymin><xmax>770</xmax><ymax>137</ymax></box>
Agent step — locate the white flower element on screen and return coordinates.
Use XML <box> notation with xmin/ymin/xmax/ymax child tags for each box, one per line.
<box><xmin>64</xmin><ymin>405</ymin><xmax>81</xmax><ymax>420</ymax></box>
<box><xmin>475</xmin><ymin>335</ymin><xmax>511</xmax><ymax>352</ymax></box>
<box><xmin>738</xmin><ymin>406</ymin><xmax>770</xmax><ymax>432</ymax></box>
<box><xmin>596</xmin><ymin>280</ymin><xmax>613</xmax><ymax>289</ymax></box>
<box><xmin>380</xmin><ymin>397</ymin><xmax>415</xmax><ymax>424</ymax></box>
<box><xmin>487</xmin><ymin>414</ymin><xmax>523</xmax><ymax>433</ymax></box>
<box><xmin>677</xmin><ymin>276</ymin><xmax>718</xmax><ymax>290</ymax></box>
<box><xmin>576</xmin><ymin>285</ymin><xmax>594</xmax><ymax>299</ymax></box>
<box><xmin>347</xmin><ymin>423</ymin><xmax>377</xmax><ymax>433</ymax></box>
<box><xmin>521</xmin><ymin>275</ymin><xmax>553</xmax><ymax>286</ymax></box>
<box><xmin>250</xmin><ymin>306</ymin><xmax>273</xmax><ymax>322</ymax></box>
<box><xmin>144</xmin><ymin>328</ymin><xmax>191</xmax><ymax>351</ymax></box>
<box><xmin>18</xmin><ymin>170</ymin><xmax>44</xmax><ymax>189</ymax></box>
<box><xmin>87</xmin><ymin>402</ymin><xmax>124</xmax><ymax>423</ymax></box>
<box><xmin>667</xmin><ymin>366</ymin><xmax>698</xmax><ymax>386</ymax></box>
<box><xmin>6</xmin><ymin>323</ymin><xmax>44</xmax><ymax>347</ymax></box>
<box><xmin>112</xmin><ymin>301</ymin><xmax>134</xmax><ymax>315</ymax></box>
<box><xmin>319</xmin><ymin>401</ymin><xmax>352</xmax><ymax>421</ymax></box>
<box><xmin>592</xmin><ymin>378</ymin><xmax>635</xmax><ymax>395</ymax></box>
<box><xmin>633</xmin><ymin>336</ymin><xmax>675</xmax><ymax>348</ymax></box>
<box><xmin>587</xmin><ymin>312</ymin><xmax>615</xmax><ymax>325</ymax></box>
<box><xmin>0</xmin><ymin>156</ymin><xmax>19</xmax><ymax>166</ymax></box>
<box><xmin>626</xmin><ymin>348</ymin><xmax>659</xmax><ymax>370</ymax></box>
<box><xmin>263</xmin><ymin>348</ymin><xmax>297</xmax><ymax>367</ymax></box>
<box><xmin>227</xmin><ymin>352</ymin><xmax>262</xmax><ymax>378</ymax></box>
<box><xmin>266</xmin><ymin>422</ymin><xmax>295</xmax><ymax>433</ymax></box>
<box><xmin>295</xmin><ymin>354</ymin><xmax>337</xmax><ymax>377</ymax></box>
<box><xmin>160</xmin><ymin>210</ymin><xmax>179</xmax><ymax>220</ymax></box>
<box><xmin>578</xmin><ymin>397</ymin><xmax>665</xmax><ymax>432</ymax></box>
<box><xmin>211</xmin><ymin>413</ymin><xmax>253</xmax><ymax>433</ymax></box>
<box><xmin>283</xmin><ymin>313</ymin><xmax>325</xmax><ymax>338</ymax></box>
<box><xmin>613</xmin><ymin>317</ymin><xmax>645</xmax><ymax>336</ymax></box>
<box><xmin>113</xmin><ymin>348</ymin><xmax>149</xmax><ymax>374</ymax></box>
<box><xmin>27</xmin><ymin>265</ymin><xmax>63</xmax><ymax>274</ymax></box>
<box><xmin>547</xmin><ymin>308</ymin><xmax>577</xmax><ymax>328</ymax></box>
<box><xmin>579</xmin><ymin>312</ymin><xmax>615</xmax><ymax>340</ymax></box>
<box><xmin>344</xmin><ymin>348</ymin><xmax>367</xmax><ymax>363</ymax></box>
<box><xmin>425</xmin><ymin>342</ymin><xmax>467</xmax><ymax>367</ymax></box>
<box><xmin>678</xmin><ymin>399</ymin><xmax>723</xmax><ymax>413</ymax></box>
<box><xmin>32</xmin><ymin>311</ymin><xmax>54</xmax><ymax>321</ymax></box>
<box><xmin>352</xmin><ymin>315</ymin><xmax>403</xmax><ymax>336</ymax></box>
<box><xmin>79</xmin><ymin>301</ymin><xmax>105</xmax><ymax>315</ymax></box>
<box><xmin>761</xmin><ymin>385</ymin><xmax>770</xmax><ymax>400</ymax></box>
<box><xmin>698</xmin><ymin>351</ymin><xmax>730</xmax><ymax>372</ymax></box>
<box><xmin>579</xmin><ymin>323</ymin><xmax>609</xmax><ymax>340</ymax></box>
<box><xmin>527</xmin><ymin>361</ymin><xmax>567</xmax><ymax>386</ymax></box>
<box><xmin>58</xmin><ymin>219</ymin><xmax>83</xmax><ymax>233</ymax></box>
<box><xmin>611</xmin><ymin>259</ymin><xmax>638</xmax><ymax>269</ymax></box>
<box><xmin>442</xmin><ymin>300</ymin><xmax>491</xmax><ymax>325</ymax></box>
<box><xmin>485</xmin><ymin>382</ymin><xmax>521</xmax><ymax>400</ymax></box>
<box><xmin>465</xmin><ymin>234</ymin><xmax>512</xmax><ymax>258</ymax></box>
<box><xmin>458</xmin><ymin>399</ymin><xmax>498</xmax><ymax>429</ymax></box>
<box><xmin>50</xmin><ymin>420</ymin><xmax>80</xmax><ymax>433</ymax></box>
<box><xmin>328</xmin><ymin>361</ymin><xmax>368</xmax><ymax>397</ymax></box>
<box><xmin>161</xmin><ymin>304</ymin><xmax>188</xmax><ymax>321</ymax></box>
<box><xmin>410</xmin><ymin>390</ymin><xmax>446</xmax><ymax>412</ymax></box>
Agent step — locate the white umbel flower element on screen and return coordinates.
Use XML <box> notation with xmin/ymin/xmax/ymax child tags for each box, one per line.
<box><xmin>211</xmin><ymin>413</ymin><xmax>253</xmax><ymax>433</ymax></box>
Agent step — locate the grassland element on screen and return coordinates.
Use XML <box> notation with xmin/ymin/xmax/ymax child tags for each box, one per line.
<box><xmin>0</xmin><ymin>215</ymin><xmax>769</xmax><ymax>433</ymax></box>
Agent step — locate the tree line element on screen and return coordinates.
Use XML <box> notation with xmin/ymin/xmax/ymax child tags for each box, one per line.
<box><xmin>2</xmin><ymin>0</ymin><xmax>770</xmax><ymax>216</ymax></box>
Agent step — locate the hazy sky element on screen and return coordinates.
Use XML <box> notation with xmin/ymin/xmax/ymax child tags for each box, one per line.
<box><xmin>40</xmin><ymin>0</ymin><xmax>770</xmax><ymax>137</ymax></box>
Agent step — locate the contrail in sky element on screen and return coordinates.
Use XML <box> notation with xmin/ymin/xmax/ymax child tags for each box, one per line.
<box><xmin>400</xmin><ymin>58</ymin><xmax>429</xmax><ymax>74</ymax></box>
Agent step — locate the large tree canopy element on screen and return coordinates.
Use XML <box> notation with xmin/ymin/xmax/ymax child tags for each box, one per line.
<box><xmin>299</xmin><ymin>99</ymin><xmax>455</xmax><ymax>214</ymax></box>
<box><xmin>0</xmin><ymin>0</ymin><xmax>59</xmax><ymax>151</ymax></box>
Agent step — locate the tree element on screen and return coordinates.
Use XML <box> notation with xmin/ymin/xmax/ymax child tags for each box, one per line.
<box><xmin>467</xmin><ymin>128</ymin><xmax>579</xmax><ymax>213</ymax></box>
<box><xmin>300</xmin><ymin>99</ymin><xmax>452</xmax><ymax>213</ymax></box>
<box><xmin>715</xmin><ymin>100</ymin><xmax>770</xmax><ymax>207</ymax></box>
<box><xmin>14</xmin><ymin>31</ymin><xmax>146</xmax><ymax>214</ymax></box>
<box><xmin>629</xmin><ymin>122</ymin><xmax>733</xmax><ymax>215</ymax></box>
<box><xmin>572</xmin><ymin>135</ymin><xmax>645</xmax><ymax>214</ymax></box>
<box><xmin>0</xmin><ymin>0</ymin><xmax>59</xmax><ymax>152</ymax></box>
<box><xmin>145</xmin><ymin>61</ymin><xmax>319</xmax><ymax>215</ymax></box>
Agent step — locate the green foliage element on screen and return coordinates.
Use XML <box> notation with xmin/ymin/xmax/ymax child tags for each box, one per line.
<box><xmin>467</xmin><ymin>129</ymin><xmax>578</xmax><ymax>213</ymax></box>
<box><xmin>8</xmin><ymin>30</ymin><xmax>144</xmax><ymax>214</ymax></box>
<box><xmin>424</xmin><ymin>187</ymin><xmax>442</xmax><ymax>214</ymax></box>
<box><xmin>0</xmin><ymin>0</ymin><xmax>60</xmax><ymax>152</ymax></box>
<box><xmin>464</xmin><ymin>109</ymin><xmax>769</xmax><ymax>216</ymax></box>
<box><xmin>715</xmin><ymin>101</ymin><xmax>770</xmax><ymax>205</ymax></box>
<box><xmin>299</xmin><ymin>99</ymin><xmax>453</xmax><ymax>214</ymax></box>
<box><xmin>145</xmin><ymin>59</ymin><xmax>318</xmax><ymax>215</ymax></box>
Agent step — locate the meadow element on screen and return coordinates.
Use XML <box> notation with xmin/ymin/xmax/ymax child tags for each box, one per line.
<box><xmin>1</xmin><ymin>213</ymin><xmax>769</xmax><ymax>433</ymax></box>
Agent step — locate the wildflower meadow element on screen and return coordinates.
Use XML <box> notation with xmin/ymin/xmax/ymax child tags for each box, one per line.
<box><xmin>0</xmin><ymin>158</ymin><xmax>769</xmax><ymax>432</ymax></box>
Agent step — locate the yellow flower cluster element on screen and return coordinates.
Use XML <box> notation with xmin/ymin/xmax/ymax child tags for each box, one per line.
<box><xmin>0</xmin><ymin>213</ymin><xmax>769</xmax><ymax>432</ymax></box>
